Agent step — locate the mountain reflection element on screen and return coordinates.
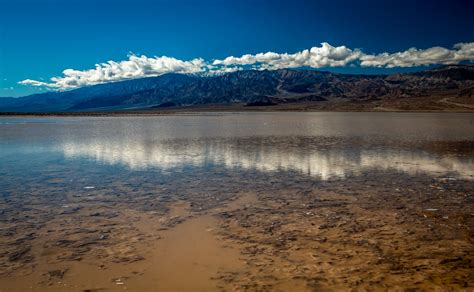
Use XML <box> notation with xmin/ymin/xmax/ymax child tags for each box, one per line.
<box><xmin>61</xmin><ymin>136</ymin><xmax>473</xmax><ymax>180</ymax></box>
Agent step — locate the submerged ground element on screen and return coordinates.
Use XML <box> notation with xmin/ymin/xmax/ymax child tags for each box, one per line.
<box><xmin>0</xmin><ymin>112</ymin><xmax>473</xmax><ymax>291</ymax></box>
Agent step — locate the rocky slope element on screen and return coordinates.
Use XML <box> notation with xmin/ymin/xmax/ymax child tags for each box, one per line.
<box><xmin>1</xmin><ymin>65</ymin><xmax>473</xmax><ymax>112</ymax></box>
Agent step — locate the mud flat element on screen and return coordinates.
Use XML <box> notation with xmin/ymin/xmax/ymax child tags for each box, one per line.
<box><xmin>0</xmin><ymin>169</ymin><xmax>473</xmax><ymax>291</ymax></box>
<box><xmin>217</xmin><ymin>173</ymin><xmax>474</xmax><ymax>290</ymax></box>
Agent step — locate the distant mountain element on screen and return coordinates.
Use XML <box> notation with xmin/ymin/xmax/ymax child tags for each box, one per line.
<box><xmin>1</xmin><ymin>65</ymin><xmax>473</xmax><ymax>112</ymax></box>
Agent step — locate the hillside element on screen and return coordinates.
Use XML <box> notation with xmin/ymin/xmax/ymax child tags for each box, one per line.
<box><xmin>1</xmin><ymin>65</ymin><xmax>473</xmax><ymax>112</ymax></box>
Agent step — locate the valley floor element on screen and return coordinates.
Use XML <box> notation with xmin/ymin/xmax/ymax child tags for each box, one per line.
<box><xmin>1</xmin><ymin>95</ymin><xmax>474</xmax><ymax>116</ymax></box>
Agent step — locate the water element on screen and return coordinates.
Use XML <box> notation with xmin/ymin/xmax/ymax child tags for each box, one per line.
<box><xmin>1</xmin><ymin>112</ymin><xmax>473</xmax><ymax>184</ymax></box>
<box><xmin>1</xmin><ymin>112</ymin><xmax>473</xmax><ymax>291</ymax></box>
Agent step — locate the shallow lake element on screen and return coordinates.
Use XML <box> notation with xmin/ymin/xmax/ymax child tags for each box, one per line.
<box><xmin>1</xmin><ymin>112</ymin><xmax>473</xmax><ymax>183</ymax></box>
<box><xmin>0</xmin><ymin>112</ymin><xmax>473</xmax><ymax>291</ymax></box>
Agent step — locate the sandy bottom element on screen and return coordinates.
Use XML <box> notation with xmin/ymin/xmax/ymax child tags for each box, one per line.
<box><xmin>0</xmin><ymin>171</ymin><xmax>473</xmax><ymax>291</ymax></box>
<box><xmin>125</xmin><ymin>196</ymin><xmax>253</xmax><ymax>291</ymax></box>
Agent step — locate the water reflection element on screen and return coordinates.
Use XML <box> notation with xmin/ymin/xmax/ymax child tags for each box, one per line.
<box><xmin>62</xmin><ymin>136</ymin><xmax>474</xmax><ymax>180</ymax></box>
<box><xmin>1</xmin><ymin>113</ymin><xmax>473</xmax><ymax>181</ymax></box>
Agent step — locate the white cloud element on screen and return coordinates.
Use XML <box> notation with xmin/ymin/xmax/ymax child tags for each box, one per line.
<box><xmin>213</xmin><ymin>42</ymin><xmax>362</xmax><ymax>69</ymax></box>
<box><xmin>18</xmin><ymin>79</ymin><xmax>53</xmax><ymax>87</ymax></box>
<box><xmin>20</xmin><ymin>55</ymin><xmax>207</xmax><ymax>90</ymax></box>
<box><xmin>360</xmin><ymin>42</ymin><xmax>474</xmax><ymax>68</ymax></box>
<box><xmin>19</xmin><ymin>42</ymin><xmax>474</xmax><ymax>90</ymax></box>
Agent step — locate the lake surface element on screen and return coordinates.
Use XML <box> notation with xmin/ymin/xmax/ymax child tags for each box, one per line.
<box><xmin>1</xmin><ymin>112</ymin><xmax>473</xmax><ymax>291</ymax></box>
<box><xmin>1</xmin><ymin>112</ymin><xmax>473</xmax><ymax>182</ymax></box>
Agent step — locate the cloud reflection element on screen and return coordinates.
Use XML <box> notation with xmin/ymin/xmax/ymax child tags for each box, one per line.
<box><xmin>62</xmin><ymin>137</ymin><xmax>473</xmax><ymax>181</ymax></box>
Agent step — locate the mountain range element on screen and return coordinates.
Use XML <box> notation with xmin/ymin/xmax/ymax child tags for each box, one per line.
<box><xmin>1</xmin><ymin>65</ymin><xmax>473</xmax><ymax>112</ymax></box>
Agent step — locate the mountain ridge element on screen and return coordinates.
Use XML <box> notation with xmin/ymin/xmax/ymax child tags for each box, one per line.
<box><xmin>1</xmin><ymin>65</ymin><xmax>473</xmax><ymax>112</ymax></box>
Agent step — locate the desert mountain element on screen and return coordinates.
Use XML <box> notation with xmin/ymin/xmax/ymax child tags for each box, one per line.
<box><xmin>1</xmin><ymin>65</ymin><xmax>473</xmax><ymax>112</ymax></box>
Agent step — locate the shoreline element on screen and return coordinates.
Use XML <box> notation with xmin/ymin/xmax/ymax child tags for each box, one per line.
<box><xmin>1</xmin><ymin>108</ymin><xmax>474</xmax><ymax>117</ymax></box>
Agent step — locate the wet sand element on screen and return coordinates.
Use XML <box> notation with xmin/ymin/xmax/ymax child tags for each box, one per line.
<box><xmin>1</xmin><ymin>171</ymin><xmax>473</xmax><ymax>291</ymax></box>
<box><xmin>127</xmin><ymin>196</ymin><xmax>255</xmax><ymax>291</ymax></box>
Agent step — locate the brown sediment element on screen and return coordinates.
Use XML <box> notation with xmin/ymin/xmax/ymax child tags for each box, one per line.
<box><xmin>216</xmin><ymin>175</ymin><xmax>474</xmax><ymax>290</ymax></box>
<box><xmin>0</xmin><ymin>193</ymin><xmax>256</xmax><ymax>291</ymax></box>
<box><xmin>0</xmin><ymin>172</ymin><xmax>473</xmax><ymax>291</ymax></box>
<box><xmin>126</xmin><ymin>205</ymin><xmax>243</xmax><ymax>291</ymax></box>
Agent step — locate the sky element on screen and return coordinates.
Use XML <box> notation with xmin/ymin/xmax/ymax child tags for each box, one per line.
<box><xmin>0</xmin><ymin>0</ymin><xmax>473</xmax><ymax>97</ymax></box>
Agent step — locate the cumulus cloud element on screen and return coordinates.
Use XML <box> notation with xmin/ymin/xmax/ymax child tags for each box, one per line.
<box><xmin>18</xmin><ymin>79</ymin><xmax>53</xmax><ymax>87</ymax></box>
<box><xmin>213</xmin><ymin>42</ymin><xmax>362</xmax><ymax>69</ymax></box>
<box><xmin>360</xmin><ymin>42</ymin><xmax>474</xmax><ymax>68</ymax></box>
<box><xmin>20</xmin><ymin>55</ymin><xmax>207</xmax><ymax>90</ymax></box>
<box><xmin>19</xmin><ymin>42</ymin><xmax>474</xmax><ymax>90</ymax></box>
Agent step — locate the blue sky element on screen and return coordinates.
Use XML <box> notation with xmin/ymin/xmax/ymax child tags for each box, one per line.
<box><xmin>0</xmin><ymin>0</ymin><xmax>473</xmax><ymax>97</ymax></box>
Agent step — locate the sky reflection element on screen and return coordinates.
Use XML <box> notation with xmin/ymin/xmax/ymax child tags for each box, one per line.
<box><xmin>62</xmin><ymin>136</ymin><xmax>474</xmax><ymax>180</ymax></box>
